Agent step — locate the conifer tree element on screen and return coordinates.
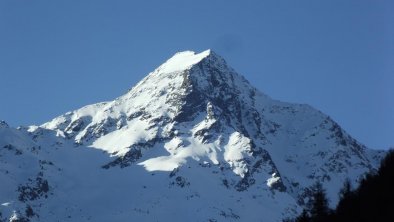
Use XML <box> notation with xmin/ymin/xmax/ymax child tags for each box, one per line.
<box><xmin>295</xmin><ymin>209</ymin><xmax>310</xmax><ymax>222</ymax></box>
<box><xmin>309</xmin><ymin>182</ymin><xmax>330</xmax><ymax>222</ymax></box>
<box><xmin>292</xmin><ymin>150</ymin><xmax>394</xmax><ymax>222</ymax></box>
<box><xmin>335</xmin><ymin>178</ymin><xmax>356</xmax><ymax>221</ymax></box>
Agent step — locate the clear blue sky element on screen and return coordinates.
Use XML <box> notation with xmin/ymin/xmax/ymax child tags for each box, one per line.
<box><xmin>0</xmin><ymin>0</ymin><xmax>393</xmax><ymax>149</ymax></box>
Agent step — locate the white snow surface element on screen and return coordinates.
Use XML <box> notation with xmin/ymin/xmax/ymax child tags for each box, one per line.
<box><xmin>267</xmin><ymin>173</ymin><xmax>281</xmax><ymax>188</ymax></box>
<box><xmin>0</xmin><ymin>50</ymin><xmax>386</xmax><ymax>222</ymax></box>
<box><xmin>157</xmin><ymin>50</ymin><xmax>211</xmax><ymax>73</ymax></box>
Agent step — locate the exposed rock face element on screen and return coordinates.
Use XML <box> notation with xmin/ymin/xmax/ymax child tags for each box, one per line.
<box><xmin>0</xmin><ymin>121</ymin><xmax>9</xmax><ymax>129</ymax></box>
<box><xmin>0</xmin><ymin>50</ymin><xmax>385</xmax><ymax>222</ymax></box>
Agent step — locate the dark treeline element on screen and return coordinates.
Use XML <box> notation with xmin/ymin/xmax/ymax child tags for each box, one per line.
<box><xmin>287</xmin><ymin>150</ymin><xmax>394</xmax><ymax>222</ymax></box>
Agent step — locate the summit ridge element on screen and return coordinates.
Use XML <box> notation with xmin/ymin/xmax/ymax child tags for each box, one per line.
<box><xmin>155</xmin><ymin>49</ymin><xmax>212</xmax><ymax>74</ymax></box>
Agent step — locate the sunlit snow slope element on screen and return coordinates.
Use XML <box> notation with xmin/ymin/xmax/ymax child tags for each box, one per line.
<box><xmin>0</xmin><ymin>50</ymin><xmax>385</xmax><ymax>222</ymax></box>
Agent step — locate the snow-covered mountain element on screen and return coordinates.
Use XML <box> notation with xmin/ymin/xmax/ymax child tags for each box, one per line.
<box><xmin>0</xmin><ymin>50</ymin><xmax>385</xmax><ymax>222</ymax></box>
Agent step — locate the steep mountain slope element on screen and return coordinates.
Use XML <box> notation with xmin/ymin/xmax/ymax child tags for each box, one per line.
<box><xmin>0</xmin><ymin>50</ymin><xmax>385</xmax><ymax>222</ymax></box>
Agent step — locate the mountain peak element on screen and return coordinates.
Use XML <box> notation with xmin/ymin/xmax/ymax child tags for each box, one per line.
<box><xmin>155</xmin><ymin>49</ymin><xmax>219</xmax><ymax>74</ymax></box>
<box><xmin>3</xmin><ymin>49</ymin><xmax>385</xmax><ymax>222</ymax></box>
<box><xmin>40</xmin><ymin>49</ymin><xmax>382</xmax><ymax>183</ymax></box>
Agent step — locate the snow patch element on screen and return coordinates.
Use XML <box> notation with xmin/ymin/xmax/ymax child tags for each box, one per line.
<box><xmin>267</xmin><ymin>173</ymin><xmax>281</xmax><ymax>188</ymax></box>
<box><xmin>90</xmin><ymin>119</ymin><xmax>156</xmax><ymax>155</ymax></box>
<box><xmin>138</xmin><ymin>156</ymin><xmax>184</xmax><ymax>171</ymax></box>
<box><xmin>224</xmin><ymin>132</ymin><xmax>251</xmax><ymax>177</ymax></box>
<box><xmin>1</xmin><ymin>202</ymin><xmax>12</xmax><ymax>206</ymax></box>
